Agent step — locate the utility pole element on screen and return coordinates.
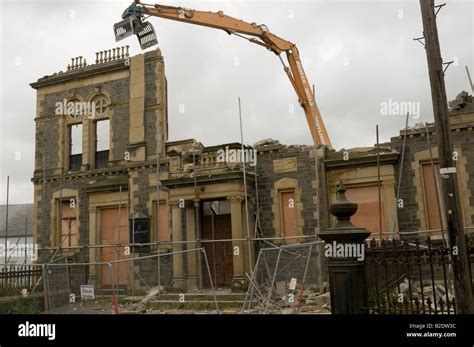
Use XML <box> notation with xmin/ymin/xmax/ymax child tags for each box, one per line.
<box><xmin>419</xmin><ymin>0</ymin><xmax>474</xmax><ymax>313</ymax></box>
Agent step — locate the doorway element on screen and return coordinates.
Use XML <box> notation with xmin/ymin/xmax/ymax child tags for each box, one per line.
<box><xmin>201</xmin><ymin>200</ymin><xmax>233</xmax><ymax>287</ymax></box>
<box><xmin>99</xmin><ymin>207</ymin><xmax>129</xmax><ymax>287</ymax></box>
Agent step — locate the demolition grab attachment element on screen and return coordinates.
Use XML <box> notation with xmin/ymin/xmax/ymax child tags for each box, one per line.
<box><xmin>113</xmin><ymin>4</ymin><xmax>158</xmax><ymax>49</ymax></box>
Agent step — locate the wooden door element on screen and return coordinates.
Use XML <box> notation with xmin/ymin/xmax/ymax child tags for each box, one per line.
<box><xmin>202</xmin><ymin>214</ymin><xmax>233</xmax><ymax>287</ymax></box>
<box><xmin>281</xmin><ymin>191</ymin><xmax>298</xmax><ymax>244</ymax></box>
<box><xmin>100</xmin><ymin>207</ymin><xmax>129</xmax><ymax>287</ymax></box>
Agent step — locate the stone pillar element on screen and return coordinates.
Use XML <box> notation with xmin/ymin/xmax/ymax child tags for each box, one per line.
<box><xmin>318</xmin><ymin>182</ymin><xmax>371</xmax><ymax>314</ymax></box>
<box><xmin>228</xmin><ymin>195</ymin><xmax>245</xmax><ymax>290</ymax></box>
<box><xmin>186</xmin><ymin>203</ymin><xmax>198</xmax><ymax>290</ymax></box>
<box><xmin>128</xmin><ymin>54</ymin><xmax>146</xmax><ymax>161</ymax></box>
<box><xmin>171</xmin><ymin>202</ymin><xmax>185</xmax><ymax>290</ymax></box>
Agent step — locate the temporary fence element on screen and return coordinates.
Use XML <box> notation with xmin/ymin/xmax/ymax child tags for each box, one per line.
<box><xmin>242</xmin><ymin>241</ymin><xmax>325</xmax><ymax>313</ymax></box>
<box><xmin>39</xmin><ymin>247</ymin><xmax>219</xmax><ymax>314</ymax></box>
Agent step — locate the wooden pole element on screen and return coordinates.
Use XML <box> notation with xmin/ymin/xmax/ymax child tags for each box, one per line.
<box><xmin>424</xmin><ymin>123</ymin><xmax>447</xmax><ymax>244</ymax></box>
<box><xmin>394</xmin><ymin>113</ymin><xmax>410</xmax><ymax>240</ymax></box>
<box><xmin>4</xmin><ymin>176</ymin><xmax>9</xmax><ymax>265</ymax></box>
<box><xmin>419</xmin><ymin>0</ymin><xmax>474</xmax><ymax>313</ymax></box>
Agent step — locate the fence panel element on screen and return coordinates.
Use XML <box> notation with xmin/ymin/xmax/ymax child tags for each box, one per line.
<box><xmin>365</xmin><ymin>237</ymin><xmax>473</xmax><ymax>314</ymax></box>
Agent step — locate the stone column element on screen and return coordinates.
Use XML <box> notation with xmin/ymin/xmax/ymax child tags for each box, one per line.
<box><xmin>171</xmin><ymin>202</ymin><xmax>185</xmax><ymax>290</ymax></box>
<box><xmin>186</xmin><ymin>203</ymin><xmax>198</xmax><ymax>290</ymax></box>
<box><xmin>227</xmin><ymin>195</ymin><xmax>245</xmax><ymax>290</ymax></box>
<box><xmin>318</xmin><ymin>182</ymin><xmax>371</xmax><ymax>314</ymax></box>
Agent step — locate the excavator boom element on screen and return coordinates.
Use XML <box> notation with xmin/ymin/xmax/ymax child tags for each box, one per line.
<box><xmin>114</xmin><ymin>1</ymin><xmax>332</xmax><ymax>148</ymax></box>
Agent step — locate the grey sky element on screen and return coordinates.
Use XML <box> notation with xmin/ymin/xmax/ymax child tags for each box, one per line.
<box><xmin>0</xmin><ymin>0</ymin><xmax>473</xmax><ymax>204</ymax></box>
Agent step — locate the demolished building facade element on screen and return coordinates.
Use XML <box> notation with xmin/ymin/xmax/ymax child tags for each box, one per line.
<box><xmin>30</xmin><ymin>47</ymin><xmax>474</xmax><ymax>293</ymax></box>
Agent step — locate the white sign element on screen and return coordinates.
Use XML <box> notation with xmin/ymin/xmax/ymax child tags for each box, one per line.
<box><xmin>80</xmin><ymin>285</ymin><xmax>95</xmax><ymax>300</ymax></box>
<box><xmin>289</xmin><ymin>278</ymin><xmax>297</xmax><ymax>290</ymax></box>
<box><xmin>440</xmin><ymin>167</ymin><xmax>456</xmax><ymax>175</ymax></box>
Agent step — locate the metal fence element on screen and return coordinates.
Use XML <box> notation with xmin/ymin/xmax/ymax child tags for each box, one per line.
<box><xmin>365</xmin><ymin>237</ymin><xmax>474</xmax><ymax>314</ymax></box>
<box><xmin>42</xmin><ymin>248</ymin><xmax>220</xmax><ymax>314</ymax></box>
<box><xmin>242</xmin><ymin>241</ymin><xmax>325</xmax><ymax>313</ymax></box>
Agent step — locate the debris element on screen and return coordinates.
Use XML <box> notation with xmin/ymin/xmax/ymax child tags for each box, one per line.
<box><xmin>275</xmin><ymin>281</ymin><xmax>287</xmax><ymax>296</ymax></box>
<box><xmin>311</xmin><ymin>292</ymin><xmax>330</xmax><ymax>307</ymax></box>
<box><xmin>128</xmin><ymin>286</ymin><xmax>163</xmax><ymax>311</ymax></box>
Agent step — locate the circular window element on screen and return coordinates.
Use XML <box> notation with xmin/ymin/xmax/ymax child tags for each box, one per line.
<box><xmin>92</xmin><ymin>95</ymin><xmax>109</xmax><ymax>117</ymax></box>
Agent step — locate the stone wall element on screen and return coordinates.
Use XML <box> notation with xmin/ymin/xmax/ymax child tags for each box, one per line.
<box><xmin>388</xmin><ymin>110</ymin><xmax>474</xmax><ymax>238</ymax></box>
<box><xmin>256</xmin><ymin>143</ymin><xmax>327</xmax><ymax>239</ymax></box>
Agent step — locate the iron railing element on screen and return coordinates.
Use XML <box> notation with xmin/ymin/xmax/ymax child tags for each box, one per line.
<box><xmin>0</xmin><ymin>265</ymin><xmax>43</xmax><ymax>296</ymax></box>
<box><xmin>365</xmin><ymin>237</ymin><xmax>473</xmax><ymax>314</ymax></box>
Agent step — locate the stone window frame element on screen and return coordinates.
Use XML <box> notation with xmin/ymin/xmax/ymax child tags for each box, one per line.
<box><xmin>50</xmin><ymin>188</ymin><xmax>80</xmax><ymax>253</ymax></box>
<box><xmin>413</xmin><ymin>147</ymin><xmax>473</xmax><ymax>235</ymax></box>
<box><xmin>61</xmin><ymin>95</ymin><xmax>85</xmax><ymax>172</ymax></box>
<box><xmin>86</xmin><ymin>91</ymin><xmax>112</xmax><ymax>168</ymax></box>
<box><xmin>327</xmin><ymin>164</ymin><xmax>397</xmax><ymax>238</ymax></box>
<box><xmin>66</xmin><ymin>122</ymin><xmax>83</xmax><ymax>172</ymax></box>
<box><xmin>271</xmin><ymin>177</ymin><xmax>304</xmax><ymax>244</ymax></box>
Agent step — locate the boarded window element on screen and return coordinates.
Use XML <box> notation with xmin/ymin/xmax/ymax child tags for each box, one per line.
<box><xmin>69</xmin><ymin>124</ymin><xmax>82</xmax><ymax>171</ymax></box>
<box><xmin>422</xmin><ymin>163</ymin><xmax>444</xmax><ymax>235</ymax></box>
<box><xmin>345</xmin><ymin>185</ymin><xmax>384</xmax><ymax>238</ymax></box>
<box><xmin>280</xmin><ymin>190</ymin><xmax>298</xmax><ymax>244</ymax></box>
<box><xmin>95</xmin><ymin>119</ymin><xmax>109</xmax><ymax>169</ymax></box>
<box><xmin>59</xmin><ymin>200</ymin><xmax>78</xmax><ymax>248</ymax></box>
<box><xmin>153</xmin><ymin>202</ymin><xmax>169</xmax><ymax>246</ymax></box>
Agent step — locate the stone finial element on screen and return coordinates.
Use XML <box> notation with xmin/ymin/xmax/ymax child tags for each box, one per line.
<box><xmin>95</xmin><ymin>52</ymin><xmax>99</xmax><ymax>64</ymax></box>
<box><xmin>329</xmin><ymin>181</ymin><xmax>358</xmax><ymax>228</ymax></box>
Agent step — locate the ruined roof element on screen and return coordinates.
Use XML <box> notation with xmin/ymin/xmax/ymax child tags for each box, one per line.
<box><xmin>449</xmin><ymin>91</ymin><xmax>474</xmax><ymax>115</ymax></box>
<box><xmin>325</xmin><ymin>146</ymin><xmax>399</xmax><ymax>169</ymax></box>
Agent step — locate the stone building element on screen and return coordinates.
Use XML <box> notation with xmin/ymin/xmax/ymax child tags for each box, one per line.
<box><xmin>30</xmin><ymin>46</ymin><xmax>474</xmax><ymax>293</ymax></box>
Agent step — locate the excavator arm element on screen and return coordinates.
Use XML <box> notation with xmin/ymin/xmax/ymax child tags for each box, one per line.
<box><xmin>114</xmin><ymin>1</ymin><xmax>332</xmax><ymax>148</ymax></box>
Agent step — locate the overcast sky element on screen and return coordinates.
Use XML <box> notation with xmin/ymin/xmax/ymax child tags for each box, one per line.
<box><xmin>0</xmin><ymin>0</ymin><xmax>473</xmax><ymax>204</ymax></box>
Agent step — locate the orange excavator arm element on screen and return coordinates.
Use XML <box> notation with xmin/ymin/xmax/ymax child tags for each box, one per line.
<box><xmin>115</xmin><ymin>1</ymin><xmax>332</xmax><ymax>148</ymax></box>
